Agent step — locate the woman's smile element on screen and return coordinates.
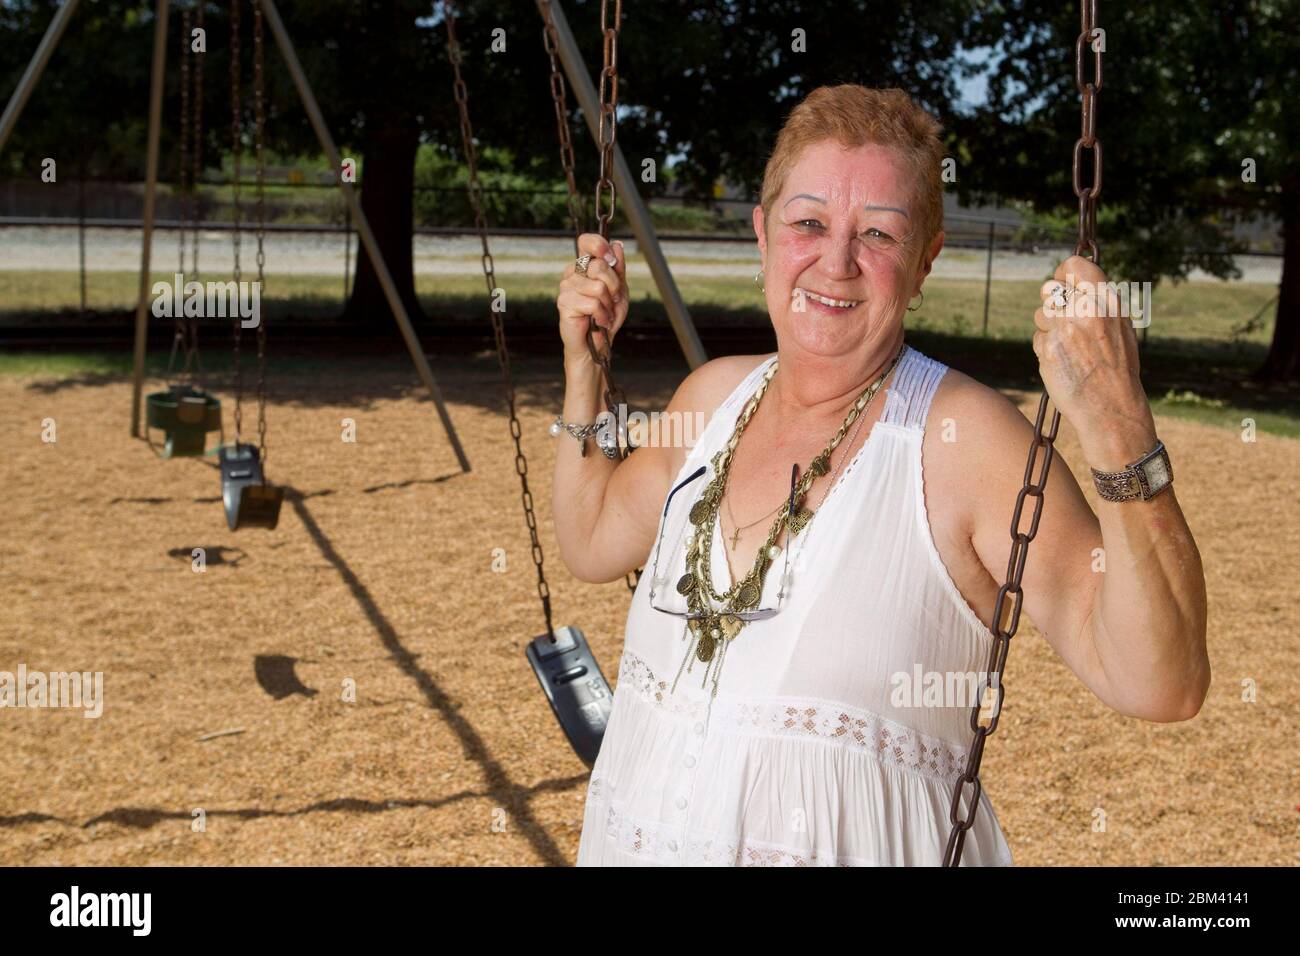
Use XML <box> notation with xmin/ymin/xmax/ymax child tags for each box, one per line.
<box><xmin>792</xmin><ymin>286</ymin><xmax>861</xmax><ymax>311</ymax></box>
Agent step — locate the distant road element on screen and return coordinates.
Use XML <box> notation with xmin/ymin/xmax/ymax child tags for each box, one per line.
<box><xmin>0</xmin><ymin>225</ymin><xmax>1282</xmax><ymax>283</ymax></box>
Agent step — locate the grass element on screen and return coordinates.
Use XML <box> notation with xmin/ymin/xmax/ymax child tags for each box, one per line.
<box><xmin>1</xmin><ymin>268</ymin><xmax>1293</xmax><ymax>437</ymax></box>
<box><xmin>0</xmin><ymin>267</ymin><xmax>1279</xmax><ymax>342</ymax></box>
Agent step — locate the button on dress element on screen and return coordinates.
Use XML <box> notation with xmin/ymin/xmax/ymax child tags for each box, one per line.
<box><xmin>576</xmin><ymin>345</ymin><xmax>1015</xmax><ymax>866</ymax></box>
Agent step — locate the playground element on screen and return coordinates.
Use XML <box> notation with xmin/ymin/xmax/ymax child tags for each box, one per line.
<box><xmin>0</xmin><ymin>335</ymin><xmax>1296</xmax><ymax>865</ymax></box>
<box><xmin>1</xmin><ymin>0</ymin><xmax>1297</xmax><ymax>870</ymax></box>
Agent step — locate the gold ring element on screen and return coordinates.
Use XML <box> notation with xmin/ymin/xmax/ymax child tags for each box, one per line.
<box><xmin>575</xmin><ymin>254</ymin><xmax>593</xmax><ymax>276</ymax></box>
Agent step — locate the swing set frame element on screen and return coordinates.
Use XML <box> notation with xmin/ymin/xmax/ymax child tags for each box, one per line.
<box><xmin>0</xmin><ymin>0</ymin><xmax>474</xmax><ymax>472</ymax></box>
<box><xmin>3</xmin><ymin>0</ymin><xmax>1105</xmax><ymax>869</ymax></box>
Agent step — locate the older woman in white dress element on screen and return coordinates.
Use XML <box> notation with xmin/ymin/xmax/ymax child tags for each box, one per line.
<box><xmin>551</xmin><ymin>85</ymin><xmax>1209</xmax><ymax>866</ymax></box>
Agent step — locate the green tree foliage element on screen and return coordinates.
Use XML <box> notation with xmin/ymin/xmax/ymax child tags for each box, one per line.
<box><xmin>4</xmin><ymin>1</ymin><xmax>1294</xmax><ymax>377</ymax></box>
<box><xmin>957</xmin><ymin>0</ymin><xmax>1300</xmax><ymax>379</ymax></box>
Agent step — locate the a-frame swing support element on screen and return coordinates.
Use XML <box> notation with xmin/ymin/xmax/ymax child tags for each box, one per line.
<box><xmin>2</xmin><ymin>1</ymin><xmax>710</xmax><ymax>459</ymax></box>
<box><xmin>258</xmin><ymin>0</ymin><xmax>471</xmax><ymax>471</ymax></box>
<box><xmin>0</xmin><ymin>0</ymin><xmax>472</xmax><ymax>471</ymax></box>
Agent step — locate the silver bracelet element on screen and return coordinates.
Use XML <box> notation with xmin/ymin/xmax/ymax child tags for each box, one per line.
<box><xmin>550</xmin><ymin>415</ymin><xmax>619</xmax><ymax>460</ymax></box>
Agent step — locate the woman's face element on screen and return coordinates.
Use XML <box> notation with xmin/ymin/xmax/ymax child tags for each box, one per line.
<box><xmin>754</xmin><ymin>140</ymin><xmax>943</xmax><ymax>360</ymax></box>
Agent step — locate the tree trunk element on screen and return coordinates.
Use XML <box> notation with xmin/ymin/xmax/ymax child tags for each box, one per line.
<box><xmin>343</xmin><ymin>124</ymin><xmax>423</xmax><ymax>330</ymax></box>
<box><xmin>1259</xmin><ymin>173</ymin><xmax>1299</xmax><ymax>382</ymax></box>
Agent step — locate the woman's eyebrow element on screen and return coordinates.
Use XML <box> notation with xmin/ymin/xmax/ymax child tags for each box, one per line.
<box><xmin>865</xmin><ymin>204</ymin><xmax>910</xmax><ymax>218</ymax></box>
<box><xmin>783</xmin><ymin>193</ymin><xmax>910</xmax><ymax>218</ymax></box>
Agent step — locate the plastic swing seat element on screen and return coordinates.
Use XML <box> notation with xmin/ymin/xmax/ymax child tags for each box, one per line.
<box><xmin>525</xmin><ymin>625</ymin><xmax>614</xmax><ymax>767</ymax></box>
<box><xmin>218</xmin><ymin>442</ymin><xmax>284</xmax><ymax>530</ymax></box>
<box><xmin>145</xmin><ymin>385</ymin><xmax>222</xmax><ymax>458</ymax></box>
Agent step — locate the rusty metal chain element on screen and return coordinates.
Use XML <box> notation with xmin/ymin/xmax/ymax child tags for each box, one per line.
<box><xmin>587</xmin><ymin>0</ymin><xmax>631</xmax><ymax>458</ymax></box>
<box><xmin>179</xmin><ymin>2</ymin><xmax>205</xmax><ymax>383</ymax></box>
<box><xmin>191</xmin><ymin>0</ymin><xmax>204</xmax><ymax>285</ymax></box>
<box><xmin>596</xmin><ymin>0</ymin><xmax>640</xmax><ymax>592</ymax></box>
<box><xmin>446</xmin><ymin>2</ymin><xmax>555</xmax><ymax>639</ymax></box>
<box><xmin>171</xmin><ymin>5</ymin><xmax>192</xmax><ymax>386</ymax></box>
<box><xmin>942</xmin><ymin>0</ymin><xmax>1102</xmax><ymax>868</ymax></box>
<box><xmin>1073</xmin><ymin>0</ymin><xmax>1103</xmax><ymax>261</ymax></box>
<box><xmin>253</xmin><ymin>0</ymin><xmax>268</xmax><ymax>465</ymax></box>
<box><xmin>538</xmin><ymin>0</ymin><xmax>640</xmax><ymax>594</ymax></box>
<box><xmin>230</xmin><ymin>0</ymin><xmax>243</xmax><ymax>443</ymax></box>
<box><xmin>593</xmin><ymin>0</ymin><xmax>620</xmax><ymax>240</ymax></box>
<box><xmin>179</xmin><ymin>6</ymin><xmax>190</xmax><ymax>279</ymax></box>
<box><xmin>536</xmin><ymin>0</ymin><xmax>585</xmax><ymax>255</ymax></box>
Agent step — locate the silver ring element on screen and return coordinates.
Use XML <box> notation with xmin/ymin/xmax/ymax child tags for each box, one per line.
<box><xmin>575</xmin><ymin>254</ymin><xmax>593</xmax><ymax>276</ymax></box>
<box><xmin>1049</xmin><ymin>283</ymin><xmax>1073</xmax><ymax>310</ymax></box>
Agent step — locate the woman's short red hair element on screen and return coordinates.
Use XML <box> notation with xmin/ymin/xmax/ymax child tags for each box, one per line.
<box><xmin>760</xmin><ymin>84</ymin><xmax>946</xmax><ymax>251</ymax></box>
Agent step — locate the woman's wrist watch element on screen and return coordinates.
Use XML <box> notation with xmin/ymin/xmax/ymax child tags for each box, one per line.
<box><xmin>1090</xmin><ymin>439</ymin><xmax>1174</xmax><ymax>502</ymax></box>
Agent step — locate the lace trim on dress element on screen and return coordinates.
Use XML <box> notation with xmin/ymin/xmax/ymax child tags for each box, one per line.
<box><xmin>619</xmin><ymin>650</ymin><xmax>711</xmax><ymax>723</ymax></box>
<box><xmin>591</xmin><ymin>792</ymin><xmax>863</xmax><ymax>866</ymax></box>
<box><xmin>712</xmin><ymin>697</ymin><xmax>966</xmax><ymax>780</ymax></box>
<box><xmin>616</xmin><ymin>649</ymin><xmax>967</xmax><ymax>781</ymax></box>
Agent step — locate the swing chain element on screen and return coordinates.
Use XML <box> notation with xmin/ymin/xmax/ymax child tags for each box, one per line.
<box><xmin>172</xmin><ymin>5</ymin><xmax>192</xmax><ymax>386</ymax></box>
<box><xmin>191</xmin><ymin>0</ymin><xmax>204</xmax><ymax>286</ymax></box>
<box><xmin>586</xmin><ymin>0</ymin><xmax>631</xmax><ymax>461</ymax></box>
<box><xmin>1072</xmin><ymin>0</ymin><xmax>1103</xmax><ymax>262</ymax></box>
<box><xmin>942</xmin><ymin>0</ymin><xmax>1102</xmax><ymax>868</ymax></box>
<box><xmin>230</xmin><ymin>0</ymin><xmax>243</xmax><ymax>443</ymax></box>
<box><xmin>176</xmin><ymin>2</ymin><xmax>205</xmax><ymax>384</ymax></box>
<box><xmin>446</xmin><ymin>2</ymin><xmax>555</xmax><ymax>639</ymax></box>
<box><xmin>537</xmin><ymin>0</ymin><xmax>585</xmax><ymax>251</ymax></box>
<box><xmin>253</xmin><ymin>0</ymin><xmax>268</xmax><ymax>465</ymax></box>
<box><xmin>539</xmin><ymin>0</ymin><xmax>640</xmax><ymax>594</ymax></box>
<box><xmin>179</xmin><ymin>6</ymin><xmax>190</xmax><ymax>279</ymax></box>
<box><xmin>593</xmin><ymin>0</ymin><xmax>620</xmax><ymax>239</ymax></box>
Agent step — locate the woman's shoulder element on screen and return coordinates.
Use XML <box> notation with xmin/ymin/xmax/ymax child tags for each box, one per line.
<box><xmin>667</xmin><ymin>352</ymin><xmax>775</xmax><ymax>423</ymax></box>
<box><xmin>927</xmin><ymin>363</ymin><xmax>1033</xmax><ymax>439</ymax></box>
<box><xmin>922</xmin><ymin>362</ymin><xmax>1044</xmax><ymax>507</ymax></box>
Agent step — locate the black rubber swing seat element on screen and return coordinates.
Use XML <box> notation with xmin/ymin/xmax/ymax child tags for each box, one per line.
<box><xmin>218</xmin><ymin>442</ymin><xmax>284</xmax><ymax>530</ymax></box>
<box><xmin>145</xmin><ymin>385</ymin><xmax>222</xmax><ymax>458</ymax></box>
<box><xmin>525</xmin><ymin>625</ymin><xmax>614</xmax><ymax>768</ymax></box>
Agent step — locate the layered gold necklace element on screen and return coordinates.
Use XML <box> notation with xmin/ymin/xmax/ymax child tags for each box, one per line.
<box><xmin>671</xmin><ymin>343</ymin><xmax>905</xmax><ymax>698</ymax></box>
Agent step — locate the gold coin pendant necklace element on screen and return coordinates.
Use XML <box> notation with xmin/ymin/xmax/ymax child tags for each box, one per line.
<box><xmin>670</xmin><ymin>343</ymin><xmax>905</xmax><ymax>699</ymax></box>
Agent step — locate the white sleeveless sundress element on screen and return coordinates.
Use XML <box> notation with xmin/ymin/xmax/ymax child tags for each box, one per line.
<box><xmin>575</xmin><ymin>345</ymin><xmax>1015</xmax><ymax>866</ymax></box>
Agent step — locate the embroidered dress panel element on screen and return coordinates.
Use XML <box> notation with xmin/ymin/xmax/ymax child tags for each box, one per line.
<box><xmin>576</xmin><ymin>345</ymin><xmax>1015</xmax><ymax>866</ymax></box>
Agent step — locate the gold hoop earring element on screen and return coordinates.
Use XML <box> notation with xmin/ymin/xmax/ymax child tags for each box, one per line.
<box><xmin>906</xmin><ymin>290</ymin><xmax>924</xmax><ymax>312</ymax></box>
<box><xmin>754</xmin><ymin>268</ymin><xmax>765</xmax><ymax>293</ymax></box>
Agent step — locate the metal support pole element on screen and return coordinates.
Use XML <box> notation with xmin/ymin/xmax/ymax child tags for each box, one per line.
<box><xmin>261</xmin><ymin>0</ymin><xmax>471</xmax><ymax>472</ymax></box>
<box><xmin>0</xmin><ymin>0</ymin><xmax>84</xmax><ymax>155</ymax></box>
<box><xmin>543</xmin><ymin>0</ymin><xmax>708</xmax><ymax>370</ymax></box>
<box><xmin>343</xmin><ymin>203</ymin><xmax>351</xmax><ymax>303</ymax></box>
<box><xmin>129</xmin><ymin>0</ymin><xmax>170</xmax><ymax>437</ymax></box>
<box><xmin>261</xmin><ymin>0</ymin><xmax>470</xmax><ymax>470</ymax></box>
<box><xmin>78</xmin><ymin>170</ymin><xmax>87</xmax><ymax>312</ymax></box>
<box><xmin>981</xmin><ymin>220</ymin><xmax>995</xmax><ymax>338</ymax></box>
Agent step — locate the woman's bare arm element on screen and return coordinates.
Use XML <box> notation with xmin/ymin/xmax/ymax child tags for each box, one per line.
<box><xmin>550</xmin><ymin>232</ymin><xmax>757</xmax><ymax>583</ymax></box>
<box><xmin>953</xmin><ymin>379</ymin><xmax>1208</xmax><ymax>723</ymax></box>
<box><xmin>938</xmin><ymin>256</ymin><xmax>1209</xmax><ymax>723</ymax></box>
<box><xmin>552</xmin><ymin>353</ymin><xmax>757</xmax><ymax>583</ymax></box>
<box><xmin>551</xmin><ymin>350</ymin><xmax>673</xmax><ymax>583</ymax></box>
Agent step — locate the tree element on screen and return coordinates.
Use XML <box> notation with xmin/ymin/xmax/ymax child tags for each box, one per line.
<box><xmin>0</xmin><ymin>1</ymin><xmax>155</xmax><ymax>182</ymax></box>
<box><xmin>255</xmin><ymin>0</ymin><xmax>453</xmax><ymax>327</ymax></box>
<box><xmin>558</xmin><ymin>0</ymin><xmax>976</xmax><ymax>203</ymax></box>
<box><xmin>2</xmin><ymin>1</ymin><xmax>981</xmax><ymax>331</ymax></box>
<box><xmin>955</xmin><ymin>0</ymin><xmax>1300</xmax><ymax>382</ymax></box>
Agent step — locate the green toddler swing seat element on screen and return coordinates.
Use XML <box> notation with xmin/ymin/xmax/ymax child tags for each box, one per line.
<box><xmin>145</xmin><ymin>384</ymin><xmax>223</xmax><ymax>458</ymax></box>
